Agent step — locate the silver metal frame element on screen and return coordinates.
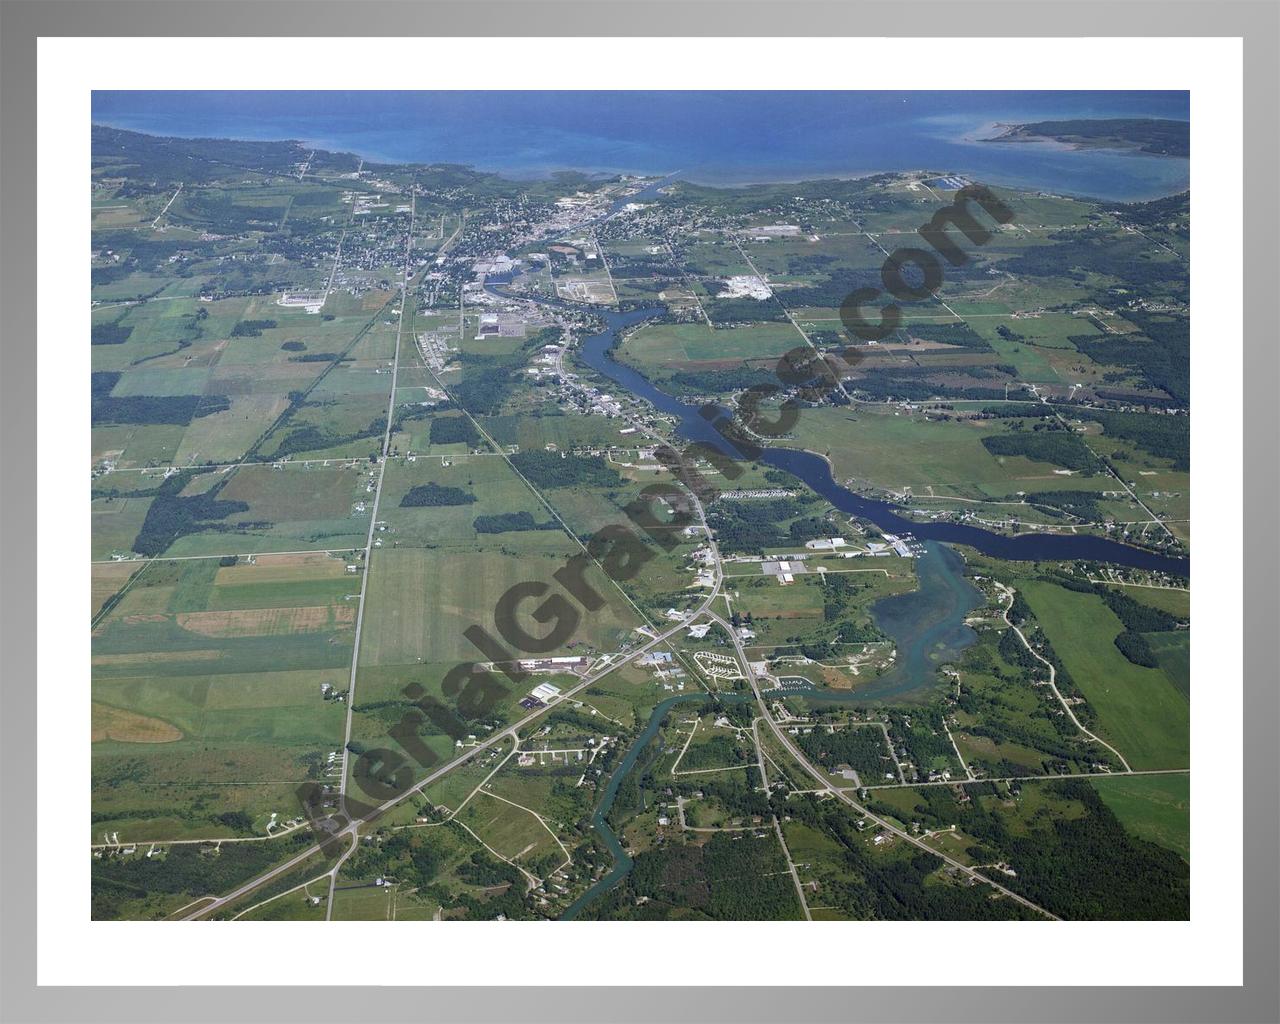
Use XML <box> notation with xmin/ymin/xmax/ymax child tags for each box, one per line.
<box><xmin>1</xmin><ymin>2</ymin><xmax>1275</xmax><ymax>1021</ymax></box>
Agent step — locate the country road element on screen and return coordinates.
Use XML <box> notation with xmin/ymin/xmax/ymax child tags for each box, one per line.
<box><xmin>706</xmin><ymin>608</ymin><xmax>1061</xmax><ymax>921</ymax></box>
<box><xmin>997</xmin><ymin>583</ymin><xmax>1133</xmax><ymax>773</ymax></box>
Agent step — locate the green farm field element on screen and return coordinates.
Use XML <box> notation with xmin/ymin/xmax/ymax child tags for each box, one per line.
<box><xmin>355</xmin><ymin>545</ymin><xmax>639</xmax><ymax>668</ymax></box>
<box><xmin>1090</xmin><ymin>773</ymin><xmax>1190</xmax><ymax>862</ymax></box>
<box><xmin>91</xmin><ymin>553</ymin><xmax>358</xmax><ymax>838</ymax></box>
<box><xmin>89</xmin><ymin>122</ymin><xmax>1194</xmax><ymax>922</ymax></box>
<box><xmin>619</xmin><ymin>320</ymin><xmax>803</xmax><ymax>368</ymax></box>
<box><xmin>789</xmin><ymin>406</ymin><xmax>1109</xmax><ymax>497</ymax></box>
<box><xmin>1018</xmin><ymin>579</ymin><xmax>1189</xmax><ymax>770</ymax></box>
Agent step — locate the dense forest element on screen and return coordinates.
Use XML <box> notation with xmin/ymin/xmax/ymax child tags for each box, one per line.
<box><xmin>229</xmin><ymin>318</ymin><xmax>278</xmax><ymax>337</ymax></box>
<box><xmin>91</xmin><ymin>319</ymin><xmax>134</xmax><ymax>345</ymax></box>
<box><xmin>1022</xmin><ymin>489</ymin><xmax>1104</xmax><ymax>521</ymax></box>
<box><xmin>848</xmin><ymin>367</ymin><xmax>1007</xmax><ymax>402</ymax></box>
<box><xmin>130</xmin><ymin>471</ymin><xmax>251</xmax><ymax>556</ymax></box>
<box><xmin>473</xmin><ymin>511</ymin><xmax>558</xmax><ymax>534</ymax></box>
<box><xmin>978</xmin><ymin>403</ymin><xmax>1188</xmax><ymax>467</ymax></box>
<box><xmin>509</xmin><ymin>451</ymin><xmax>623</xmax><ymax>489</ymax></box>
<box><xmin>268</xmin><ymin>416</ymin><xmax>385</xmax><ymax>460</ymax></box>
<box><xmin>706</xmin><ymin>495</ymin><xmax>823</xmax><ymax>554</ymax></box>
<box><xmin>1115</xmin><ymin>191</ymin><xmax>1189</xmax><ymax>234</ymax></box>
<box><xmin>588</xmin><ymin>831</ymin><xmax>803</xmax><ymax>921</ymax></box>
<box><xmin>991</xmin><ymin>118</ymin><xmax>1188</xmax><ymax>157</ymax></box>
<box><xmin>665</xmin><ymin>365</ymin><xmax>780</xmax><ymax>397</ymax></box>
<box><xmin>899</xmin><ymin>321</ymin><xmax>993</xmax><ymax>351</ymax></box>
<box><xmin>92</xmin><ymin>393</ymin><xmax>230</xmax><ymax>427</ymax></box>
<box><xmin>795</xmin><ymin>725</ymin><xmax>892</xmax><ymax>778</ymax></box>
<box><xmin>92</xmin><ymin>125</ymin><xmax>360</xmax><ymax>185</ymax></box>
<box><xmin>868</xmin><ymin>778</ymin><xmax>1188</xmax><ymax>918</ymax></box>
<box><xmin>399</xmin><ymin>483</ymin><xmax>477</xmax><ymax>507</ymax></box>
<box><xmin>342</xmin><ymin>825</ymin><xmax>532</xmax><ymax>921</ymax></box>
<box><xmin>429</xmin><ymin>415</ymin><xmax>480</xmax><ymax>446</ymax></box>
<box><xmin>1077</xmin><ymin>408</ymin><xmax>1188</xmax><ymax>467</ymax></box>
<box><xmin>981</xmin><ymin>429</ymin><xmax>1101</xmax><ymax>472</ymax></box>
<box><xmin>783</xmin><ymin>794</ymin><xmax>1037</xmax><ymax>920</ymax></box>
<box><xmin>1000</xmin><ymin>230</ymin><xmax>1187</xmax><ymax>306</ymax></box>
<box><xmin>92</xmin><ymin>833</ymin><xmax>313</xmax><ymax>921</ymax></box>
<box><xmin>701</xmin><ymin>295</ymin><xmax>790</xmax><ymax>325</ymax></box>
<box><xmin>1071</xmin><ymin>315</ymin><xmax>1190</xmax><ymax>406</ymax></box>
<box><xmin>450</xmin><ymin>353</ymin><xmax>525</xmax><ymax>416</ymax></box>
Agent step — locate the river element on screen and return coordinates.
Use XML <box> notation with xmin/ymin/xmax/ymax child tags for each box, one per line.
<box><xmin>559</xmin><ymin>691</ymin><xmax>753</xmax><ymax>920</ymax></box>
<box><xmin>557</xmin><ymin>544</ymin><xmax>985</xmax><ymax>921</ymax></box>
<box><xmin>496</xmin><ymin>186</ymin><xmax>1189</xmax><ymax>921</ymax></box>
<box><xmin>564</xmin><ymin>303</ymin><xmax>1190</xmax><ymax>576</ymax></box>
<box><xmin>553</xmin><ymin>300</ymin><xmax>1195</xmax><ymax>919</ymax></box>
<box><xmin>558</xmin><ymin>546</ymin><xmax>980</xmax><ymax>918</ymax></box>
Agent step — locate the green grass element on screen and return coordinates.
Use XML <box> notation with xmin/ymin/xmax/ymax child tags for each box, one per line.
<box><xmin>378</xmin><ymin>455</ymin><xmax>555</xmax><ymax>550</ymax></box>
<box><xmin>420</xmin><ymin>743</ymin><xmax>515</xmax><ymax>811</ymax></box>
<box><xmin>1104</xmin><ymin>585</ymin><xmax>1190</xmax><ymax>619</ymax></box>
<box><xmin>92</xmin><ymin>496</ymin><xmax>156</xmax><ymax>559</ymax></box>
<box><xmin>1146</xmin><ymin>631</ymin><xmax>1191</xmax><ymax>700</ymax></box>
<box><xmin>157</xmin><ymin>464</ymin><xmax>372</xmax><ymax>557</ymax></box>
<box><xmin>455</xmin><ymin>793</ymin><xmax>560</xmax><ymax>867</ymax></box>
<box><xmin>1018</xmin><ymin>580</ymin><xmax>1189</xmax><ymax>770</ymax></box>
<box><xmin>357</xmin><ymin>545</ymin><xmax>637</xmax><ymax>667</ymax></box>
<box><xmin>91</xmin><ymin>555</ymin><xmax>358</xmax><ymax>838</ymax></box>
<box><xmin>620</xmin><ymin>320</ymin><xmax>802</xmax><ymax>367</ymax></box>
<box><xmin>237</xmin><ymin>885</ymin><xmax>329</xmax><ymax>920</ymax></box>
<box><xmin>92</xmin><ymin>423</ymin><xmax>190</xmax><ymax>470</ymax></box>
<box><xmin>788</xmin><ymin>406</ymin><xmax>1068</xmax><ymax>496</ymax></box>
<box><xmin>479</xmin><ymin>412</ymin><xmax>632</xmax><ymax>452</ymax></box>
<box><xmin>172</xmin><ymin>394</ymin><xmax>292</xmax><ymax>465</ymax></box>
<box><xmin>330</xmin><ymin>883</ymin><xmax>396</xmax><ymax>921</ymax></box>
<box><xmin>1090</xmin><ymin>773</ymin><xmax>1189</xmax><ymax>862</ymax></box>
<box><xmin>347</xmin><ymin>539</ymin><xmax>640</xmax><ymax>770</ymax></box>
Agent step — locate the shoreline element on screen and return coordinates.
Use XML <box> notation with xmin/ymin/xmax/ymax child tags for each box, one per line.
<box><xmin>91</xmin><ymin>121</ymin><xmax>1189</xmax><ymax>203</ymax></box>
<box><xmin>975</xmin><ymin>119</ymin><xmax>1189</xmax><ymax>160</ymax></box>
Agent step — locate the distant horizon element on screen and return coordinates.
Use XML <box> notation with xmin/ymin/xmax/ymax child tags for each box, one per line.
<box><xmin>90</xmin><ymin>90</ymin><xmax>1190</xmax><ymax>200</ymax></box>
<box><xmin>92</xmin><ymin>118</ymin><xmax>1193</xmax><ymax>201</ymax></box>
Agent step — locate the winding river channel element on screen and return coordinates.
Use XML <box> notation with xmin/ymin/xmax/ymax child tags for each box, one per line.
<box><xmin>492</xmin><ymin>268</ymin><xmax>1189</xmax><ymax>919</ymax></box>
<box><xmin>570</xmin><ymin>304</ymin><xmax>1189</xmax><ymax>576</ymax></box>
<box><xmin>558</xmin><ymin>691</ymin><xmax>752</xmax><ymax>920</ymax></box>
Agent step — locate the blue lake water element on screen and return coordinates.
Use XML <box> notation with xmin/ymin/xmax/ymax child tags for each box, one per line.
<box><xmin>94</xmin><ymin>89</ymin><xmax>1193</xmax><ymax>919</ymax></box>
<box><xmin>92</xmin><ymin>90</ymin><xmax>1188</xmax><ymax>200</ymax></box>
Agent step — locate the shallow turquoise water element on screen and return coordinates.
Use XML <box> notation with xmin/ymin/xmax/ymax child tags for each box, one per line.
<box><xmin>93</xmin><ymin>90</ymin><xmax>1189</xmax><ymax>200</ymax></box>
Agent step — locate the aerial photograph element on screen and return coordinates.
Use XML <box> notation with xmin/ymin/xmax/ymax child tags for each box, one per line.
<box><xmin>89</xmin><ymin>90</ymin><xmax>1191</xmax><ymax>923</ymax></box>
